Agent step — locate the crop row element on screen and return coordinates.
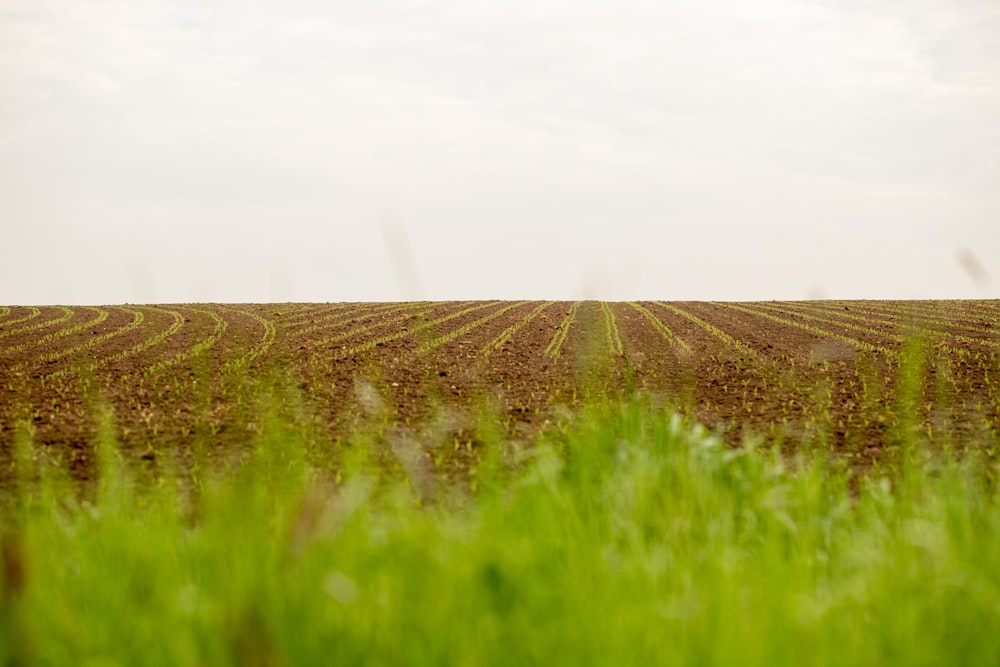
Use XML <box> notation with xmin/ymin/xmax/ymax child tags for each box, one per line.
<box><xmin>752</xmin><ymin>302</ymin><xmax>913</xmax><ymax>342</ymax></box>
<box><xmin>222</xmin><ymin>309</ymin><xmax>278</xmax><ymax>374</ymax></box>
<box><xmin>626</xmin><ymin>303</ymin><xmax>690</xmax><ymax>352</ymax></box>
<box><xmin>860</xmin><ymin>299</ymin><xmax>1000</xmax><ymax>327</ymax></box>
<box><xmin>308</xmin><ymin>306</ymin><xmax>447</xmax><ymax>351</ymax></box>
<box><xmin>545</xmin><ymin>302</ymin><xmax>581</xmax><ymax>358</ymax></box>
<box><xmin>0</xmin><ymin>307</ymin><xmax>109</xmax><ymax>357</ymax></box>
<box><xmin>290</xmin><ymin>302</ymin><xmax>441</xmax><ymax>341</ymax></box>
<box><xmin>47</xmin><ymin>307</ymin><xmax>185</xmax><ymax>380</ymax></box>
<box><xmin>782</xmin><ymin>301</ymin><xmax>999</xmax><ymax>353</ymax></box>
<box><xmin>285</xmin><ymin>303</ymin><xmax>386</xmax><ymax>336</ymax></box>
<box><xmin>7</xmin><ymin>307</ymin><xmax>145</xmax><ymax>377</ymax></box>
<box><xmin>407</xmin><ymin>302</ymin><xmax>531</xmax><ymax>360</ymax></box>
<box><xmin>144</xmin><ymin>308</ymin><xmax>229</xmax><ymax>376</ymax></box>
<box><xmin>601</xmin><ymin>302</ymin><xmax>624</xmax><ymax>356</ymax></box>
<box><xmin>693</xmin><ymin>303</ymin><xmax>993</xmax><ymax>454</ymax></box>
<box><xmin>480</xmin><ymin>302</ymin><xmax>555</xmax><ymax>356</ymax></box>
<box><xmin>0</xmin><ymin>306</ymin><xmax>73</xmax><ymax>341</ymax></box>
<box><xmin>801</xmin><ymin>300</ymin><xmax>999</xmax><ymax>339</ymax></box>
<box><xmin>749</xmin><ymin>302</ymin><xmax>906</xmax><ymax>350</ymax></box>
<box><xmin>770</xmin><ymin>302</ymin><xmax>997</xmax><ymax>369</ymax></box>
<box><xmin>651</xmin><ymin>302</ymin><xmax>759</xmax><ymax>360</ymax></box>
<box><xmin>282</xmin><ymin>303</ymin><xmax>364</xmax><ymax>329</ymax></box>
<box><xmin>33</xmin><ymin>308</ymin><xmax>145</xmax><ymax>369</ymax></box>
<box><xmin>0</xmin><ymin>307</ymin><xmax>42</xmax><ymax>329</ymax></box>
<box><xmin>712</xmin><ymin>303</ymin><xmax>894</xmax><ymax>357</ymax></box>
<box><xmin>338</xmin><ymin>302</ymin><xmax>500</xmax><ymax>358</ymax></box>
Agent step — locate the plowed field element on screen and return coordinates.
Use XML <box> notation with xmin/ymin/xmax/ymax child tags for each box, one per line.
<box><xmin>2</xmin><ymin>301</ymin><xmax>998</xmax><ymax>480</ymax></box>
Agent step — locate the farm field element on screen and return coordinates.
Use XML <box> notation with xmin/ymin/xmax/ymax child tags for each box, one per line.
<box><xmin>3</xmin><ymin>300</ymin><xmax>1000</xmax><ymax>664</ymax></box>
<box><xmin>1</xmin><ymin>300</ymin><xmax>998</xmax><ymax>482</ymax></box>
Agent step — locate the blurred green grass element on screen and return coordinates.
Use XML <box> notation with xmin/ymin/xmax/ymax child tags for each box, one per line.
<box><xmin>2</xmin><ymin>390</ymin><xmax>999</xmax><ymax>666</ymax></box>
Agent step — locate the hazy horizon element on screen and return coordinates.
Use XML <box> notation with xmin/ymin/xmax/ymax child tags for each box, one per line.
<box><xmin>2</xmin><ymin>0</ymin><xmax>997</xmax><ymax>305</ymax></box>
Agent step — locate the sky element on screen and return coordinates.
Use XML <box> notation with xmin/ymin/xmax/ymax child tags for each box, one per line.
<box><xmin>1</xmin><ymin>0</ymin><xmax>998</xmax><ymax>304</ymax></box>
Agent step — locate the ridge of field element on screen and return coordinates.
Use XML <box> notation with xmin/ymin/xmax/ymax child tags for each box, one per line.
<box><xmin>0</xmin><ymin>306</ymin><xmax>42</xmax><ymax>330</ymax></box>
<box><xmin>779</xmin><ymin>300</ymin><xmax>1000</xmax><ymax>351</ymax></box>
<box><xmin>0</xmin><ymin>307</ymin><xmax>109</xmax><ymax>358</ymax></box>
<box><xmin>1</xmin><ymin>300</ymin><xmax>997</xmax><ymax>481</ymax></box>
<box><xmin>480</xmin><ymin>301</ymin><xmax>555</xmax><ymax>355</ymax></box>
<box><xmin>737</xmin><ymin>302</ymin><xmax>999</xmax><ymax>430</ymax></box>
<box><xmin>0</xmin><ymin>306</ymin><xmax>74</xmax><ymax>343</ymax></box>
<box><xmin>545</xmin><ymin>301</ymin><xmax>581</xmax><ymax>358</ymax></box>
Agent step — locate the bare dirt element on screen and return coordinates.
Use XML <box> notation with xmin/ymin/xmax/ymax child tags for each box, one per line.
<box><xmin>1</xmin><ymin>301</ymin><xmax>997</xmax><ymax>483</ymax></box>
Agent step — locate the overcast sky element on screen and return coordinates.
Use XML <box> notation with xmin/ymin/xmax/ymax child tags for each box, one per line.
<box><xmin>1</xmin><ymin>0</ymin><xmax>997</xmax><ymax>304</ymax></box>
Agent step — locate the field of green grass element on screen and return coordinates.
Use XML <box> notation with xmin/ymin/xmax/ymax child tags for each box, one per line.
<box><xmin>3</xmin><ymin>395</ymin><xmax>1000</xmax><ymax>665</ymax></box>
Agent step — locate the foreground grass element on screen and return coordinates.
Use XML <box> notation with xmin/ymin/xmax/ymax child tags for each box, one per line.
<box><xmin>2</xmin><ymin>398</ymin><xmax>1000</xmax><ymax>666</ymax></box>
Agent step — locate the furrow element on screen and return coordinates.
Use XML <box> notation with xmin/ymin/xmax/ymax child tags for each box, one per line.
<box><xmin>407</xmin><ymin>301</ymin><xmax>531</xmax><ymax>359</ymax></box>
<box><xmin>0</xmin><ymin>306</ymin><xmax>74</xmax><ymax>340</ymax></box>
<box><xmin>545</xmin><ymin>302</ymin><xmax>581</xmax><ymax>358</ymax></box>
<box><xmin>222</xmin><ymin>308</ymin><xmax>278</xmax><ymax>373</ymax></box>
<box><xmin>281</xmin><ymin>303</ymin><xmax>360</xmax><ymax>329</ymax></box>
<box><xmin>0</xmin><ymin>307</ymin><xmax>109</xmax><ymax>357</ymax></box>
<box><xmin>36</xmin><ymin>308</ymin><xmax>144</xmax><ymax>367</ymax></box>
<box><xmin>310</xmin><ymin>303</ymin><xmax>470</xmax><ymax>350</ymax></box>
<box><xmin>601</xmin><ymin>301</ymin><xmax>624</xmax><ymax>356</ymax></box>
<box><xmin>749</xmin><ymin>302</ymin><xmax>904</xmax><ymax>343</ymax></box>
<box><xmin>338</xmin><ymin>302</ymin><xmax>500</xmax><ymax>358</ymax></box>
<box><xmin>712</xmin><ymin>302</ymin><xmax>895</xmax><ymax>357</ymax></box>
<box><xmin>480</xmin><ymin>302</ymin><xmax>555</xmax><ymax>356</ymax></box>
<box><xmin>627</xmin><ymin>302</ymin><xmax>690</xmax><ymax>352</ymax></box>
<box><xmin>47</xmin><ymin>307</ymin><xmax>185</xmax><ymax>379</ymax></box>
<box><xmin>145</xmin><ymin>308</ymin><xmax>229</xmax><ymax>375</ymax></box>
<box><xmin>865</xmin><ymin>300</ymin><xmax>1000</xmax><ymax>328</ymax></box>
<box><xmin>786</xmin><ymin>301</ymin><xmax>1000</xmax><ymax>351</ymax></box>
<box><xmin>750</xmin><ymin>301</ymin><xmax>981</xmax><ymax>358</ymax></box>
<box><xmin>652</xmin><ymin>302</ymin><xmax>759</xmax><ymax>360</ymax></box>
<box><xmin>0</xmin><ymin>307</ymin><xmax>41</xmax><ymax>329</ymax></box>
<box><xmin>285</xmin><ymin>303</ymin><xmax>376</xmax><ymax>334</ymax></box>
<box><xmin>290</xmin><ymin>302</ymin><xmax>438</xmax><ymax>340</ymax></box>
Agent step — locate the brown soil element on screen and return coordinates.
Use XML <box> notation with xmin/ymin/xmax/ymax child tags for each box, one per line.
<box><xmin>1</xmin><ymin>300</ymin><xmax>997</xmax><ymax>484</ymax></box>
